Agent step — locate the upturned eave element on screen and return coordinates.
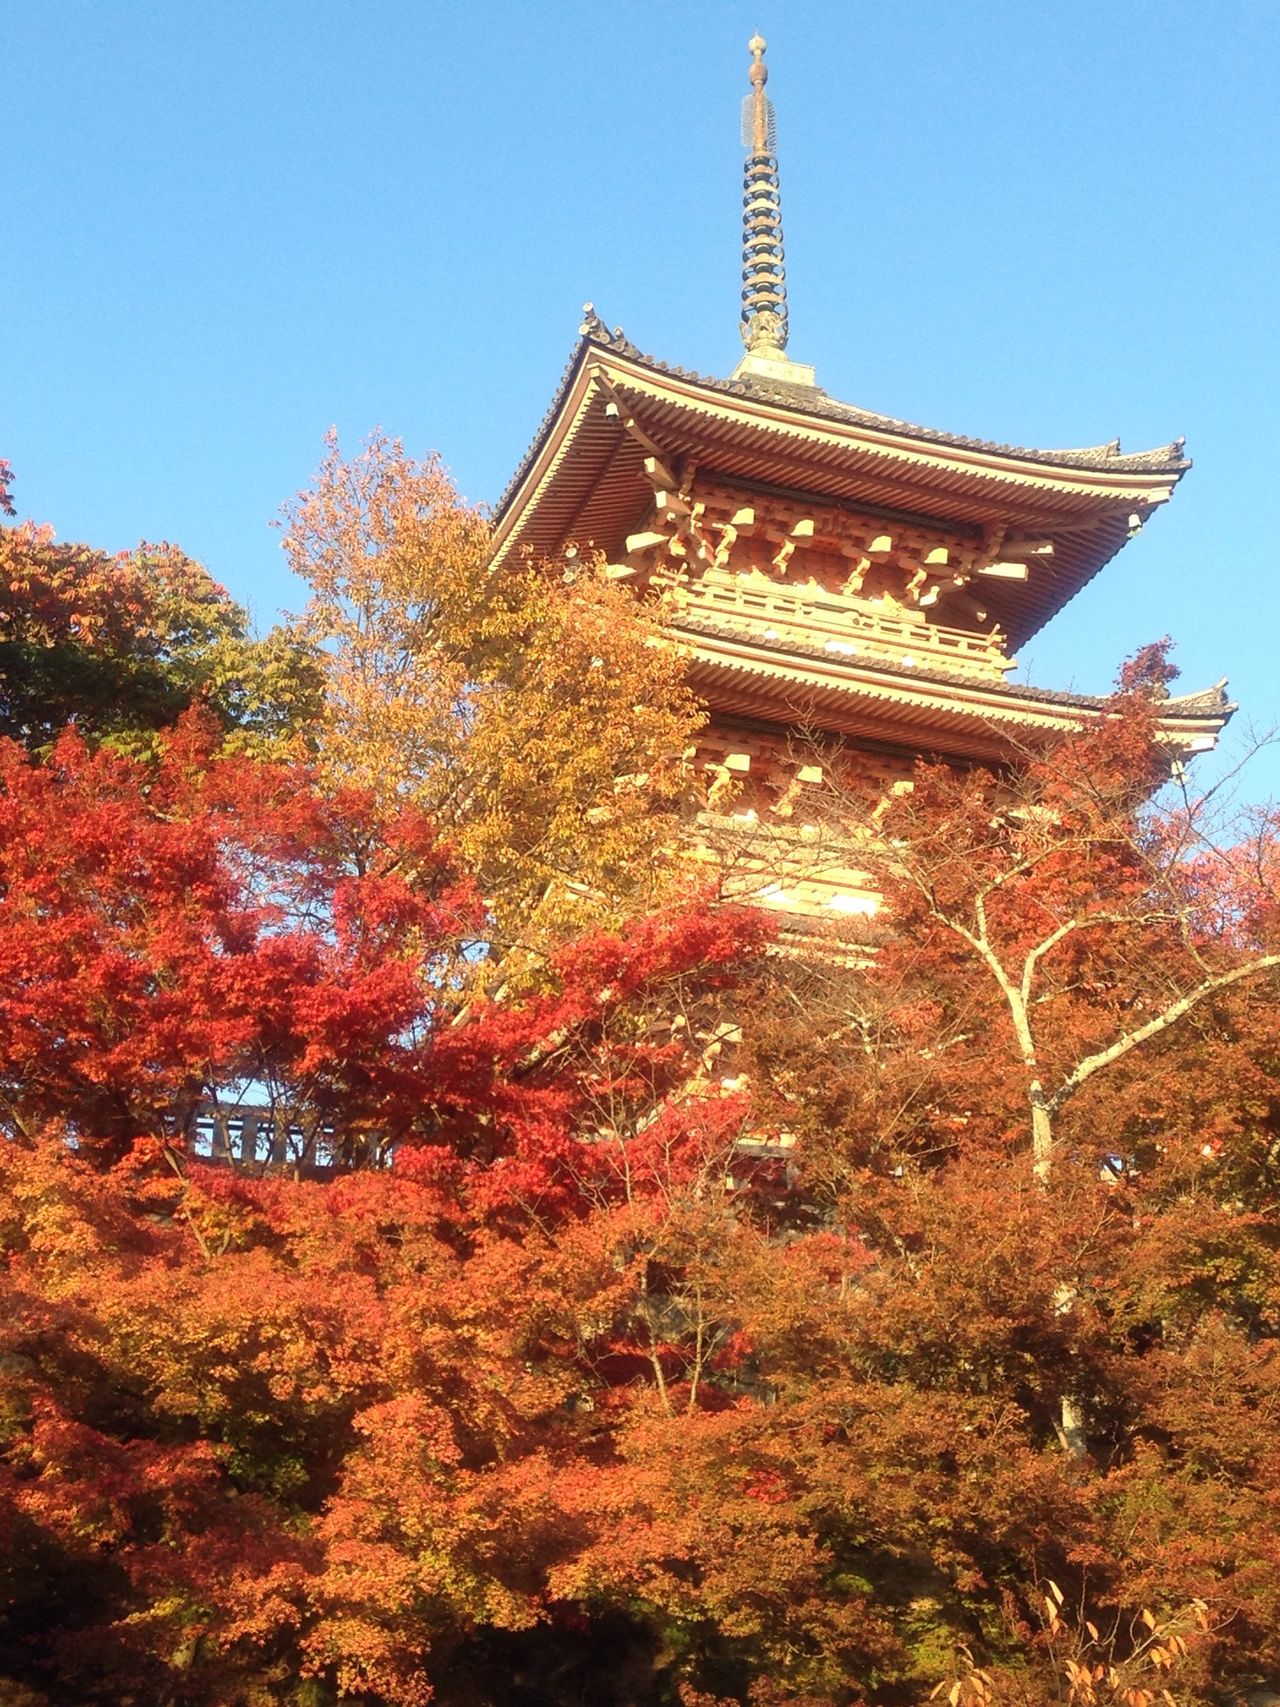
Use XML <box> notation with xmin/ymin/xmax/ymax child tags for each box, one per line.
<box><xmin>491</xmin><ymin>328</ymin><xmax>1190</xmax><ymax>647</ymax></box>
<box><xmin>671</xmin><ymin>620</ymin><xmax>1234</xmax><ymax>764</ymax></box>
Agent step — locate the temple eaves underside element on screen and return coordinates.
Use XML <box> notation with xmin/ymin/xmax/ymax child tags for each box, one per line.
<box><xmin>489</xmin><ymin>317</ymin><xmax>1229</xmax><ymax>763</ymax></box>
<box><xmin>674</xmin><ymin>616</ymin><xmax>1231</xmax><ymax>763</ymax></box>
<box><xmin>492</xmin><ymin>322</ymin><xmax>1189</xmax><ymax>641</ymax></box>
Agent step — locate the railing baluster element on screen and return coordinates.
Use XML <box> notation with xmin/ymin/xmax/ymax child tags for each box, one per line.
<box><xmin>668</xmin><ymin>569</ymin><xmax>1007</xmax><ymax>679</ymax></box>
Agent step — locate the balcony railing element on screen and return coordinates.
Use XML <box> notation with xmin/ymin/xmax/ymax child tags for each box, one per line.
<box><xmin>663</xmin><ymin>569</ymin><xmax>1013</xmax><ymax>683</ymax></box>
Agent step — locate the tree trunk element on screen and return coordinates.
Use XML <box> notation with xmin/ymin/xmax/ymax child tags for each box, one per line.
<box><xmin>1058</xmin><ymin>1391</ymin><xmax>1088</xmax><ymax>1458</ymax></box>
<box><xmin>1030</xmin><ymin>1081</ymin><xmax>1054</xmax><ymax>1182</ymax></box>
<box><xmin>1039</xmin><ymin>1103</ymin><xmax>1087</xmax><ymax>1457</ymax></box>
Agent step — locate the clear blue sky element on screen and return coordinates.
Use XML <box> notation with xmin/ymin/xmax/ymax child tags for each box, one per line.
<box><xmin>5</xmin><ymin>2</ymin><xmax>1279</xmax><ymax>794</ymax></box>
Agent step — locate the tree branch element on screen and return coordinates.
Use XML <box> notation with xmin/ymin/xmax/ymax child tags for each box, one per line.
<box><xmin>1048</xmin><ymin>952</ymin><xmax>1280</xmax><ymax>1114</ymax></box>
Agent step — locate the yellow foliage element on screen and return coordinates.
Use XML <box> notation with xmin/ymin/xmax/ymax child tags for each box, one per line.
<box><xmin>282</xmin><ymin>431</ymin><xmax>705</xmax><ymax>950</ymax></box>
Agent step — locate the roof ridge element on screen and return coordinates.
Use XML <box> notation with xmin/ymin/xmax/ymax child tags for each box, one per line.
<box><xmin>569</xmin><ymin>317</ymin><xmax>1189</xmax><ymax>476</ymax></box>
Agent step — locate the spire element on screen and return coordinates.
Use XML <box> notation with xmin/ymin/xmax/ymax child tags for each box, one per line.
<box><xmin>740</xmin><ymin>34</ymin><xmax>786</xmax><ymax>355</ymax></box>
<box><xmin>733</xmin><ymin>36</ymin><xmax>815</xmax><ymax>387</ymax></box>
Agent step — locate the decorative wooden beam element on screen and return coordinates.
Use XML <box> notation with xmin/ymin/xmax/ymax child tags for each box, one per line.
<box><xmin>978</xmin><ymin>561</ymin><xmax>1031</xmax><ymax>581</ymax></box>
<box><xmin>772</xmin><ymin>517</ymin><xmax>815</xmax><ymax>575</ymax></box>
<box><xmin>712</xmin><ymin>530</ymin><xmax>736</xmax><ymax>570</ymax></box>
<box><xmin>903</xmin><ymin>564</ymin><xmax>929</xmax><ymax>602</ymax></box>
<box><xmin>625</xmin><ymin>529</ymin><xmax>668</xmax><ymax>554</ymax></box>
<box><xmin>704</xmin><ymin>763</ymin><xmax>738</xmax><ymax>809</ymax></box>
<box><xmin>653</xmin><ymin>489</ymin><xmax>691</xmax><ymax>520</ymax></box>
<box><xmin>643</xmin><ymin>453</ymin><xmax>679</xmax><ymax>491</ymax></box>
<box><xmin>710</xmin><ymin>505</ymin><xmax>758</xmax><ymax>567</ymax></box>
<box><xmin>843</xmin><ymin>557</ymin><xmax>871</xmax><ymax>594</ymax></box>
<box><xmin>594</xmin><ymin>370</ymin><xmax>681</xmax><ymax>475</ymax></box>
<box><xmin>687</xmin><ymin>510</ymin><xmax>718</xmax><ymax>568</ymax></box>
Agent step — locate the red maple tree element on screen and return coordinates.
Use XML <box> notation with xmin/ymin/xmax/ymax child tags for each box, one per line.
<box><xmin>4</xmin><ymin>649</ymin><xmax>1280</xmax><ymax>1705</ymax></box>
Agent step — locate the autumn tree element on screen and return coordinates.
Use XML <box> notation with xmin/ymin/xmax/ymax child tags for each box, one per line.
<box><xmin>0</xmin><ymin>703</ymin><xmax>787</xmax><ymax>1705</ymax></box>
<box><xmin>741</xmin><ymin>649</ymin><xmax>1280</xmax><ymax>1198</ymax></box>
<box><xmin>0</xmin><ymin>520</ymin><xmax>322</xmax><ymax>755</ymax></box>
<box><xmin>726</xmin><ymin>651</ymin><xmax>1280</xmax><ymax>1697</ymax></box>
<box><xmin>281</xmin><ymin>431</ymin><xmax>706</xmax><ymax>946</ymax></box>
<box><xmin>9</xmin><ymin>549</ymin><xmax>1280</xmax><ymax>1707</ymax></box>
<box><xmin>0</xmin><ymin>711</ymin><xmax>767</xmax><ymax>1173</ymax></box>
<box><xmin>846</xmin><ymin>650</ymin><xmax>1280</xmax><ymax>1185</ymax></box>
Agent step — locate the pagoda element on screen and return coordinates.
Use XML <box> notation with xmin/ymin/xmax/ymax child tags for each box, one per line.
<box><xmin>490</xmin><ymin>37</ymin><xmax>1231</xmax><ymax>923</ymax></box>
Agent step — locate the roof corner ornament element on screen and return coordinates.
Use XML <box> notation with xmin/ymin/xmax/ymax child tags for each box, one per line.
<box><xmin>739</xmin><ymin>35</ymin><xmax>788</xmax><ymax>358</ymax></box>
<box><xmin>579</xmin><ymin>302</ymin><xmax>609</xmax><ymax>340</ymax></box>
<box><xmin>733</xmin><ymin>37</ymin><xmax>816</xmax><ymax>387</ymax></box>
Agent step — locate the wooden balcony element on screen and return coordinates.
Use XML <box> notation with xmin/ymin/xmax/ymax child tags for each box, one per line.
<box><xmin>662</xmin><ymin>569</ymin><xmax>1014</xmax><ymax>684</ymax></box>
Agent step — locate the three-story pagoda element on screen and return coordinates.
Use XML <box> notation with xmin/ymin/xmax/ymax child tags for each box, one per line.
<box><xmin>490</xmin><ymin>37</ymin><xmax>1231</xmax><ymax>923</ymax></box>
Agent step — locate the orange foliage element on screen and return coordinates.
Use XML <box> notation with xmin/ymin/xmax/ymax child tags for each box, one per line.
<box><xmin>5</xmin><ymin>647</ymin><xmax>1280</xmax><ymax>1704</ymax></box>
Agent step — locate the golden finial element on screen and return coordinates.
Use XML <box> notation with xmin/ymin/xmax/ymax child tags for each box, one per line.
<box><xmin>739</xmin><ymin>33</ymin><xmax>788</xmax><ymax>358</ymax></box>
<box><xmin>746</xmin><ymin>34</ymin><xmax>770</xmax><ymax>153</ymax></box>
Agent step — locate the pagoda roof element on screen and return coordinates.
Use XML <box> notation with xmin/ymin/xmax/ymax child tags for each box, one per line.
<box><xmin>671</xmin><ymin>610</ymin><xmax>1234</xmax><ymax>761</ymax></box>
<box><xmin>491</xmin><ymin>320</ymin><xmax>1191</xmax><ymax>649</ymax></box>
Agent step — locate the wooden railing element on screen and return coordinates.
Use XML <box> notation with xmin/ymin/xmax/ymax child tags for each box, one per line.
<box><xmin>184</xmin><ymin>1101</ymin><xmax>381</xmax><ymax>1175</ymax></box>
<box><xmin>664</xmin><ymin>569</ymin><xmax>1013</xmax><ymax>682</ymax></box>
